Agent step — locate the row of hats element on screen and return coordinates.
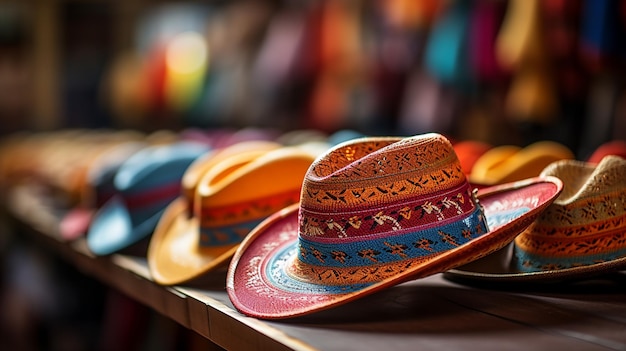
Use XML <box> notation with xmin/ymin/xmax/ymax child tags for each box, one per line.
<box><xmin>0</xmin><ymin>127</ymin><xmax>359</xmax><ymax>238</ymax></box>
<box><xmin>1</xmin><ymin>130</ymin><xmax>625</xmax><ymax>320</ymax></box>
<box><xmin>453</xmin><ymin>138</ymin><xmax>626</xmax><ymax>185</ymax></box>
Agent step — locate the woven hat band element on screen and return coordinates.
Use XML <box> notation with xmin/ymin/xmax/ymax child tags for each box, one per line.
<box><xmin>299</xmin><ymin>182</ymin><xmax>475</xmax><ymax>239</ymax></box>
<box><xmin>514</xmin><ymin>223</ymin><xmax>626</xmax><ymax>271</ymax></box>
<box><xmin>514</xmin><ymin>237</ymin><xmax>626</xmax><ymax>272</ymax></box>
<box><xmin>124</xmin><ymin>182</ymin><xmax>182</xmax><ymax>211</ymax></box>
<box><xmin>198</xmin><ymin>189</ymin><xmax>302</xmax><ymax>246</ymax></box>
<box><xmin>199</xmin><ymin>219</ymin><xmax>264</xmax><ymax>247</ymax></box>
<box><xmin>199</xmin><ymin>189</ymin><xmax>301</xmax><ymax>227</ymax></box>
<box><xmin>290</xmin><ymin>207</ymin><xmax>488</xmax><ymax>286</ymax></box>
<box><xmin>296</xmin><ymin>206</ymin><xmax>488</xmax><ymax>269</ymax></box>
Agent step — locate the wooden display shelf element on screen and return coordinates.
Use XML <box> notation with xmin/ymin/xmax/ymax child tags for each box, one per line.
<box><xmin>5</xmin><ymin>185</ymin><xmax>626</xmax><ymax>351</ymax></box>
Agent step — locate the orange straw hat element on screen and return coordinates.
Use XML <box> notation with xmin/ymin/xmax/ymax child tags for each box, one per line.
<box><xmin>469</xmin><ymin>140</ymin><xmax>574</xmax><ymax>186</ymax></box>
<box><xmin>446</xmin><ymin>155</ymin><xmax>626</xmax><ymax>284</ymax></box>
<box><xmin>148</xmin><ymin>141</ymin><xmax>322</xmax><ymax>285</ymax></box>
<box><xmin>227</xmin><ymin>133</ymin><xmax>562</xmax><ymax>319</ymax></box>
<box><xmin>452</xmin><ymin>140</ymin><xmax>492</xmax><ymax>176</ymax></box>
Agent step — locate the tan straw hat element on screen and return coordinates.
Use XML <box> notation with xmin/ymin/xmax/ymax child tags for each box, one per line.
<box><xmin>447</xmin><ymin>156</ymin><xmax>626</xmax><ymax>284</ymax></box>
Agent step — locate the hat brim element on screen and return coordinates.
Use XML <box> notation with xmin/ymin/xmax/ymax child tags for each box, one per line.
<box><xmin>227</xmin><ymin>176</ymin><xmax>563</xmax><ymax>319</ymax></box>
<box><xmin>59</xmin><ymin>207</ymin><xmax>94</xmax><ymax>241</ymax></box>
<box><xmin>86</xmin><ymin>196</ymin><xmax>165</xmax><ymax>256</ymax></box>
<box><xmin>147</xmin><ymin>197</ymin><xmax>237</xmax><ymax>285</ymax></box>
<box><xmin>443</xmin><ymin>243</ymin><xmax>626</xmax><ymax>285</ymax></box>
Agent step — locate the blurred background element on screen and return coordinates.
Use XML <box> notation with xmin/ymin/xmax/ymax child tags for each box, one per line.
<box><xmin>0</xmin><ymin>0</ymin><xmax>625</xmax><ymax>350</ymax></box>
<box><xmin>1</xmin><ymin>0</ymin><xmax>624</xmax><ymax>156</ymax></box>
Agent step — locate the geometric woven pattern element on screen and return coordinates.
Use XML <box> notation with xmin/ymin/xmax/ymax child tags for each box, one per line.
<box><xmin>290</xmin><ymin>134</ymin><xmax>488</xmax><ymax>283</ymax></box>
<box><xmin>227</xmin><ymin>132</ymin><xmax>564</xmax><ymax>319</ymax></box>
<box><xmin>514</xmin><ymin>156</ymin><xmax>626</xmax><ymax>271</ymax></box>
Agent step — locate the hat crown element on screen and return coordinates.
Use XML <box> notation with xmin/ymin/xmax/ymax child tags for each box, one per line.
<box><xmin>115</xmin><ymin>142</ymin><xmax>209</xmax><ymax>192</ymax></box>
<box><xmin>302</xmin><ymin>133</ymin><xmax>464</xmax><ymax>212</ymax></box>
<box><xmin>515</xmin><ymin>155</ymin><xmax>626</xmax><ymax>271</ymax></box>
<box><xmin>530</xmin><ymin>156</ymin><xmax>626</xmax><ymax>228</ymax></box>
<box><xmin>113</xmin><ymin>142</ymin><xmax>208</xmax><ymax>223</ymax></box>
<box><xmin>308</xmin><ymin>134</ymin><xmax>456</xmax><ymax>180</ymax></box>
<box><xmin>545</xmin><ymin>155</ymin><xmax>626</xmax><ymax>206</ymax></box>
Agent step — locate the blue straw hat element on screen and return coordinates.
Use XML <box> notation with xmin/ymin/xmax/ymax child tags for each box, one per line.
<box><xmin>86</xmin><ymin>142</ymin><xmax>209</xmax><ymax>255</ymax></box>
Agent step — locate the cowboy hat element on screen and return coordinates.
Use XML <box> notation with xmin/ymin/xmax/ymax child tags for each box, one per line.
<box><xmin>226</xmin><ymin>133</ymin><xmax>563</xmax><ymax>319</ymax></box>
<box><xmin>469</xmin><ymin>140</ymin><xmax>574</xmax><ymax>186</ymax></box>
<box><xmin>86</xmin><ymin>141</ymin><xmax>210</xmax><ymax>256</ymax></box>
<box><xmin>445</xmin><ymin>155</ymin><xmax>626</xmax><ymax>284</ymax></box>
<box><xmin>148</xmin><ymin>141</ymin><xmax>323</xmax><ymax>285</ymax></box>
<box><xmin>60</xmin><ymin>128</ymin><xmax>222</xmax><ymax>241</ymax></box>
<box><xmin>60</xmin><ymin>141</ymin><xmax>147</xmax><ymax>241</ymax></box>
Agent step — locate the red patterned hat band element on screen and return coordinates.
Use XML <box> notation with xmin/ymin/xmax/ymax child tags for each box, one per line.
<box><xmin>123</xmin><ymin>182</ymin><xmax>182</xmax><ymax>212</ymax></box>
<box><xmin>198</xmin><ymin>188</ymin><xmax>302</xmax><ymax>247</ymax></box>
